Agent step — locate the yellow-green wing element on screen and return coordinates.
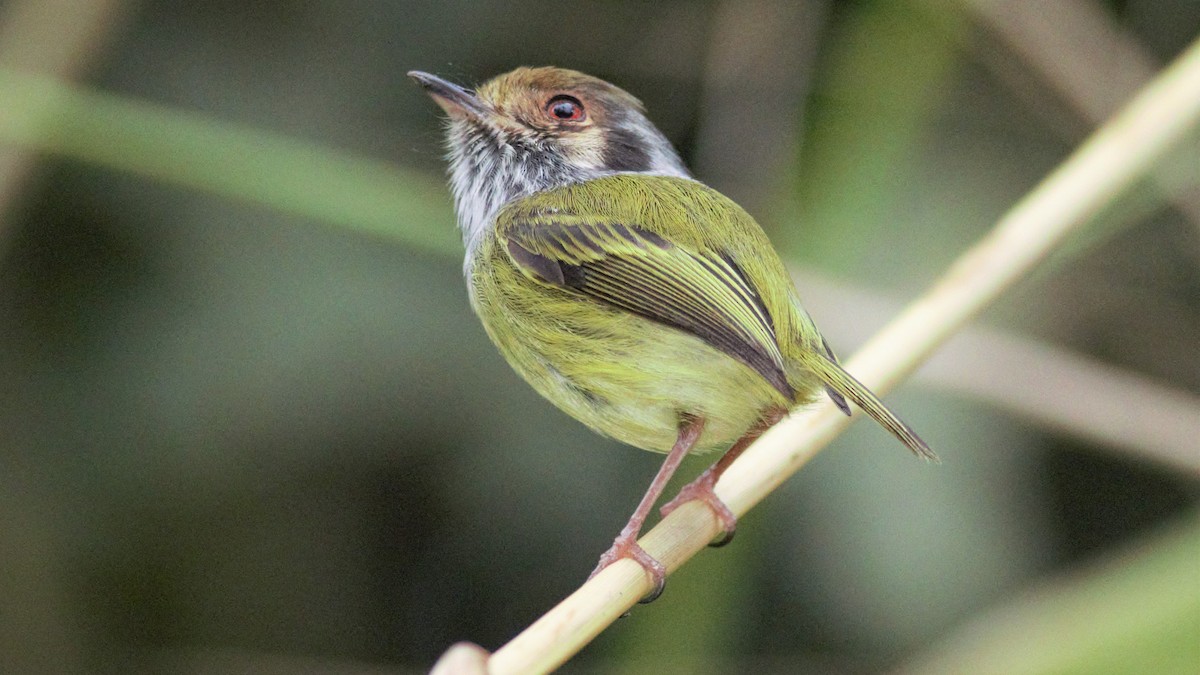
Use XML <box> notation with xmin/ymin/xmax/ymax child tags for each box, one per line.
<box><xmin>502</xmin><ymin>219</ymin><xmax>794</xmax><ymax>399</ymax></box>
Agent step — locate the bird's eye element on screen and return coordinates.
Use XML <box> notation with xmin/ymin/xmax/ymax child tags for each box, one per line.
<box><xmin>546</xmin><ymin>95</ymin><xmax>585</xmax><ymax>122</ymax></box>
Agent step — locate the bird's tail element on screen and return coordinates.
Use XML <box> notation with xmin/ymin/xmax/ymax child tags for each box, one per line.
<box><xmin>799</xmin><ymin>351</ymin><xmax>939</xmax><ymax>462</ymax></box>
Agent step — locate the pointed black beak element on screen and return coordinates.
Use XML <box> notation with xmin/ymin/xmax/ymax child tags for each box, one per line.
<box><xmin>408</xmin><ymin>71</ymin><xmax>487</xmax><ymax>118</ymax></box>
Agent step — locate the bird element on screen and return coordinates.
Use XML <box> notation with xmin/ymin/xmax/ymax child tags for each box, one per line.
<box><xmin>409</xmin><ymin>66</ymin><xmax>935</xmax><ymax>601</ymax></box>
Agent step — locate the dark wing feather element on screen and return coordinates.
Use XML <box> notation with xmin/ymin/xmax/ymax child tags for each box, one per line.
<box><xmin>504</xmin><ymin>220</ymin><xmax>793</xmax><ymax>399</ymax></box>
<box><xmin>820</xmin><ymin>336</ymin><xmax>852</xmax><ymax>416</ymax></box>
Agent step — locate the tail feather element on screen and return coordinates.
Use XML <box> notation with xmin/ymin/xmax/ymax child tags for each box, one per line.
<box><xmin>800</xmin><ymin>352</ymin><xmax>939</xmax><ymax>462</ymax></box>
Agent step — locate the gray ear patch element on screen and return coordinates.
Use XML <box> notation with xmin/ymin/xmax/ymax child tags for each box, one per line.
<box><xmin>602</xmin><ymin>126</ymin><xmax>653</xmax><ymax>172</ymax></box>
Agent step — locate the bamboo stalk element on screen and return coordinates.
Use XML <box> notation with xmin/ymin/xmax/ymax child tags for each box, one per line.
<box><xmin>470</xmin><ymin>35</ymin><xmax>1200</xmax><ymax>675</ymax></box>
<box><xmin>790</xmin><ymin>269</ymin><xmax>1200</xmax><ymax>475</ymax></box>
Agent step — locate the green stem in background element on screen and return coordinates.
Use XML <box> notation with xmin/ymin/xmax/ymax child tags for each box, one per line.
<box><xmin>0</xmin><ymin>67</ymin><xmax>459</xmax><ymax>256</ymax></box>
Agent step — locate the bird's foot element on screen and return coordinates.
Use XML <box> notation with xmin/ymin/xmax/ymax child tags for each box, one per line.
<box><xmin>660</xmin><ymin>470</ymin><xmax>737</xmax><ymax>547</ymax></box>
<box><xmin>588</xmin><ymin>533</ymin><xmax>667</xmax><ymax>604</ymax></box>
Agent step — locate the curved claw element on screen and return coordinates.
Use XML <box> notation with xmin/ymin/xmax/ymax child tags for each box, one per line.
<box><xmin>708</xmin><ymin>524</ymin><xmax>736</xmax><ymax>548</ymax></box>
<box><xmin>637</xmin><ymin>572</ymin><xmax>666</xmax><ymax>604</ymax></box>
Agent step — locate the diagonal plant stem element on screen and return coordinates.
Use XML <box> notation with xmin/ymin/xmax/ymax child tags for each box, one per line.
<box><xmin>0</xmin><ymin>67</ymin><xmax>460</xmax><ymax>256</ymax></box>
<box><xmin>963</xmin><ymin>0</ymin><xmax>1200</xmax><ymax>247</ymax></box>
<box><xmin>450</xmin><ymin>35</ymin><xmax>1200</xmax><ymax>675</ymax></box>
<box><xmin>791</xmin><ymin>269</ymin><xmax>1200</xmax><ymax>475</ymax></box>
<box><xmin>0</xmin><ymin>0</ymin><xmax>133</xmax><ymax>241</ymax></box>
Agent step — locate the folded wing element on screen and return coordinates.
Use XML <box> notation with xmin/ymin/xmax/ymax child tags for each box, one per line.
<box><xmin>503</xmin><ymin>220</ymin><xmax>793</xmax><ymax>400</ymax></box>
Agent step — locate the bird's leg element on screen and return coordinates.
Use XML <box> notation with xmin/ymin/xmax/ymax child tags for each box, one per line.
<box><xmin>589</xmin><ymin>415</ymin><xmax>706</xmax><ymax>603</ymax></box>
<box><xmin>660</xmin><ymin>409</ymin><xmax>786</xmax><ymax>547</ymax></box>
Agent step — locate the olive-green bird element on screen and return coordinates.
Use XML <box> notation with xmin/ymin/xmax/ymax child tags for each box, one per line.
<box><xmin>410</xmin><ymin>66</ymin><xmax>935</xmax><ymax>600</ymax></box>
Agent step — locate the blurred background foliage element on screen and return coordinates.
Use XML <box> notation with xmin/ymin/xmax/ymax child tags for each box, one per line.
<box><xmin>0</xmin><ymin>0</ymin><xmax>1197</xmax><ymax>673</ymax></box>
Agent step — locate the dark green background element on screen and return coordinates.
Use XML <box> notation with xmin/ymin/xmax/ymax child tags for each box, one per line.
<box><xmin>1</xmin><ymin>1</ymin><xmax>1197</xmax><ymax>673</ymax></box>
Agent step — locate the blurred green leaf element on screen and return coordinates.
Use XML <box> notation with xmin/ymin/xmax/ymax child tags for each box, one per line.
<box><xmin>0</xmin><ymin>67</ymin><xmax>460</xmax><ymax>257</ymax></box>
<box><xmin>778</xmin><ymin>2</ymin><xmax>967</xmax><ymax>272</ymax></box>
<box><xmin>899</xmin><ymin>512</ymin><xmax>1200</xmax><ymax>675</ymax></box>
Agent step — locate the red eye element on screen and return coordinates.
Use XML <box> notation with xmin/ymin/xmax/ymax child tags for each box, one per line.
<box><xmin>546</xmin><ymin>95</ymin><xmax>585</xmax><ymax>122</ymax></box>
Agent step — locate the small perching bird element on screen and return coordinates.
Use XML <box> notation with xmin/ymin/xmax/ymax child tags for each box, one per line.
<box><xmin>410</xmin><ymin>66</ymin><xmax>936</xmax><ymax>601</ymax></box>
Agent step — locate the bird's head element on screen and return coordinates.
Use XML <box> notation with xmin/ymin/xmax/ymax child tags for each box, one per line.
<box><xmin>410</xmin><ymin>67</ymin><xmax>690</xmax><ymax>248</ymax></box>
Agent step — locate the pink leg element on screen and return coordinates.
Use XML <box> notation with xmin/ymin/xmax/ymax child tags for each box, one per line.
<box><xmin>589</xmin><ymin>416</ymin><xmax>706</xmax><ymax>603</ymax></box>
<box><xmin>660</xmin><ymin>409</ymin><xmax>785</xmax><ymax>547</ymax></box>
